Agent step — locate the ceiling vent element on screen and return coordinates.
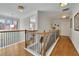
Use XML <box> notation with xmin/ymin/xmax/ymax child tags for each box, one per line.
<box><xmin>62</xmin><ymin>8</ymin><xmax>69</xmax><ymax>12</ymax></box>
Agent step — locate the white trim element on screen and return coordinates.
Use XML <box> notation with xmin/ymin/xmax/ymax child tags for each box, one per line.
<box><xmin>0</xmin><ymin>40</ymin><xmax>25</xmax><ymax>49</ymax></box>
<box><xmin>46</xmin><ymin>37</ymin><xmax>59</xmax><ymax>56</ymax></box>
<box><xmin>24</xmin><ymin>48</ymin><xmax>41</xmax><ymax>56</ymax></box>
<box><xmin>27</xmin><ymin>42</ymin><xmax>38</xmax><ymax>48</ymax></box>
<box><xmin>24</xmin><ymin>42</ymin><xmax>41</xmax><ymax>56</ymax></box>
<box><xmin>70</xmin><ymin>38</ymin><xmax>79</xmax><ymax>54</ymax></box>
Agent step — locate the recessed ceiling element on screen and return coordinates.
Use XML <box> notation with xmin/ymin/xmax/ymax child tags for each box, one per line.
<box><xmin>0</xmin><ymin>3</ymin><xmax>72</xmax><ymax>19</ymax></box>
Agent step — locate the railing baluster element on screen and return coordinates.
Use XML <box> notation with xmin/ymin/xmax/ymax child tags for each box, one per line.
<box><xmin>1</xmin><ymin>33</ymin><xmax>2</xmax><ymax>47</ymax></box>
<box><xmin>4</xmin><ymin>33</ymin><xmax>5</xmax><ymax>47</ymax></box>
<box><xmin>1</xmin><ymin>32</ymin><xmax>2</xmax><ymax>47</ymax></box>
<box><xmin>11</xmin><ymin>32</ymin><xmax>12</xmax><ymax>44</ymax></box>
<box><xmin>16</xmin><ymin>32</ymin><xmax>17</xmax><ymax>42</ymax></box>
<box><xmin>13</xmin><ymin>32</ymin><xmax>16</xmax><ymax>43</ymax></box>
<box><xmin>0</xmin><ymin>32</ymin><xmax>1</xmax><ymax>47</ymax></box>
<box><xmin>10</xmin><ymin>32</ymin><xmax>13</xmax><ymax>44</ymax></box>
<box><xmin>25</xmin><ymin>30</ymin><xmax>27</xmax><ymax>48</ymax></box>
<box><xmin>6</xmin><ymin>32</ymin><xmax>7</xmax><ymax>47</ymax></box>
<box><xmin>2</xmin><ymin>33</ymin><xmax>3</xmax><ymax>48</ymax></box>
<box><xmin>8</xmin><ymin>32</ymin><xmax>9</xmax><ymax>45</ymax></box>
<box><xmin>0</xmin><ymin>30</ymin><xmax>26</xmax><ymax>53</ymax></box>
<box><xmin>12</xmin><ymin>32</ymin><xmax>14</xmax><ymax>44</ymax></box>
<box><xmin>12</xmin><ymin>32</ymin><xmax>13</xmax><ymax>44</ymax></box>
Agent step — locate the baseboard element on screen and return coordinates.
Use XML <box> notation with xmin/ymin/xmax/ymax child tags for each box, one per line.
<box><xmin>69</xmin><ymin>38</ymin><xmax>79</xmax><ymax>55</ymax></box>
<box><xmin>24</xmin><ymin>42</ymin><xmax>41</xmax><ymax>56</ymax></box>
<box><xmin>46</xmin><ymin>37</ymin><xmax>60</xmax><ymax>56</ymax></box>
<box><xmin>24</xmin><ymin>48</ymin><xmax>40</xmax><ymax>56</ymax></box>
<box><xmin>60</xmin><ymin>35</ymin><xmax>69</xmax><ymax>37</ymax></box>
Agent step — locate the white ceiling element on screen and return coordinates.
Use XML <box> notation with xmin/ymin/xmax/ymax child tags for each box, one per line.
<box><xmin>0</xmin><ymin>3</ymin><xmax>72</xmax><ymax>19</ymax></box>
<box><xmin>38</xmin><ymin>11</ymin><xmax>71</xmax><ymax>20</ymax></box>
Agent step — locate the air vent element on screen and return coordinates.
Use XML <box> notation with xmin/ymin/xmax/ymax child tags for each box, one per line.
<box><xmin>18</xmin><ymin>5</ymin><xmax>24</xmax><ymax>10</ymax></box>
<box><xmin>62</xmin><ymin>8</ymin><xmax>69</xmax><ymax>11</ymax></box>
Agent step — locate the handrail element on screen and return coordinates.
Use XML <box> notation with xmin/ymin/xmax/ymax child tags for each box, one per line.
<box><xmin>0</xmin><ymin>29</ymin><xmax>38</xmax><ymax>32</ymax></box>
<box><xmin>0</xmin><ymin>29</ymin><xmax>38</xmax><ymax>48</ymax></box>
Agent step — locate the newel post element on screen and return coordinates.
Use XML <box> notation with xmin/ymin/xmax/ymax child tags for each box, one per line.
<box><xmin>25</xmin><ymin>29</ymin><xmax>27</xmax><ymax>48</ymax></box>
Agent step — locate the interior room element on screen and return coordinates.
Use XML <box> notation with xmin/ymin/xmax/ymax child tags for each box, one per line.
<box><xmin>0</xmin><ymin>3</ymin><xmax>79</xmax><ymax>56</ymax></box>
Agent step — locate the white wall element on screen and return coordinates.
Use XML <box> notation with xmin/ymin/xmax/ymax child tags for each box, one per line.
<box><xmin>38</xmin><ymin>11</ymin><xmax>70</xmax><ymax>36</ymax></box>
<box><xmin>71</xmin><ymin>4</ymin><xmax>79</xmax><ymax>53</ymax></box>
<box><xmin>19</xmin><ymin>11</ymin><xmax>38</xmax><ymax>40</ymax></box>
<box><xmin>38</xmin><ymin>11</ymin><xmax>51</xmax><ymax>32</ymax></box>
<box><xmin>50</xmin><ymin>19</ymin><xmax>70</xmax><ymax>36</ymax></box>
<box><xmin>19</xmin><ymin>11</ymin><xmax>38</xmax><ymax>30</ymax></box>
<box><xmin>19</xmin><ymin>17</ymin><xmax>30</xmax><ymax>30</ymax></box>
<box><xmin>19</xmin><ymin>10</ymin><xmax>71</xmax><ymax>40</ymax></box>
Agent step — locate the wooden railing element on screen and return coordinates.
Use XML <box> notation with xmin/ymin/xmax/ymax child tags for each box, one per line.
<box><xmin>0</xmin><ymin>29</ymin><xmax>59</xmax><ymax>56</ymax></box>
<box><xmin>25</xmin><ymin>30</ymin><xmax>59</xmax><ymax>56</ymax></box>
<box><xmin>0</xmin><ymin>30</ymin><xmax>24</xmax><ymax>48</ymax></box>
<box><xmin>0</xmin><ymin>29</ymin><xmax>38</xmax><ymax>48</ymax></box>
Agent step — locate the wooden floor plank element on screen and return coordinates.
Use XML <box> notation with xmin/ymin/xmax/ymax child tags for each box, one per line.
<box><xmin>0</xmin><ymin>42</ymin><xmax>33</xmax><ymax>56</ymax></box>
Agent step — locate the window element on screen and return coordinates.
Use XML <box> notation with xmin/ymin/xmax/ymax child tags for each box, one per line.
<box><xmin>29</xmin><ymin>16</ymin><xmax>37</xmax><ymax>30</ymax></box>
<box><xmin>0</xmin><ymin>18</ymin><xmax>18</xmax><ymax>30</ymax></box>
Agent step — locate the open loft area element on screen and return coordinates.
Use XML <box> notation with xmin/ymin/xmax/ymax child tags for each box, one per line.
<box><xmin>0</xmin><ymin>3</ymin><xmax>79</xmax><ymax>56</ymax></box>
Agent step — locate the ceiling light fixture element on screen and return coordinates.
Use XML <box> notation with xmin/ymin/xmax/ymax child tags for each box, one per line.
<box><xmin>61</xmin><ymin>15</ymin><xmax>66</xmax><ymax>18</ymax></box>
<box><xmin>60</xmin><ymin>3</ymin><xmax>68</xmax><ymax>7</ymax></box>
<box><xmin>18</xmin><ymin>5</ymin><xmax>24</xmax><ymax>12</ymax></box>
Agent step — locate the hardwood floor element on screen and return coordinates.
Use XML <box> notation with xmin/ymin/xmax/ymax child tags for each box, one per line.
<box><xmin>0</xmin><ymin>42</ymin><xmax>33</xmax><ymax>56</ymax></box>
<box><xmin>50</xmin><ymin>36</ymin><xmax>79</xmax><ymax>56</ymax></box>
<box><xmin>0</xmin><ymin>36</ymin><xmax>78</xmax><ymax>56</ymax></box>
